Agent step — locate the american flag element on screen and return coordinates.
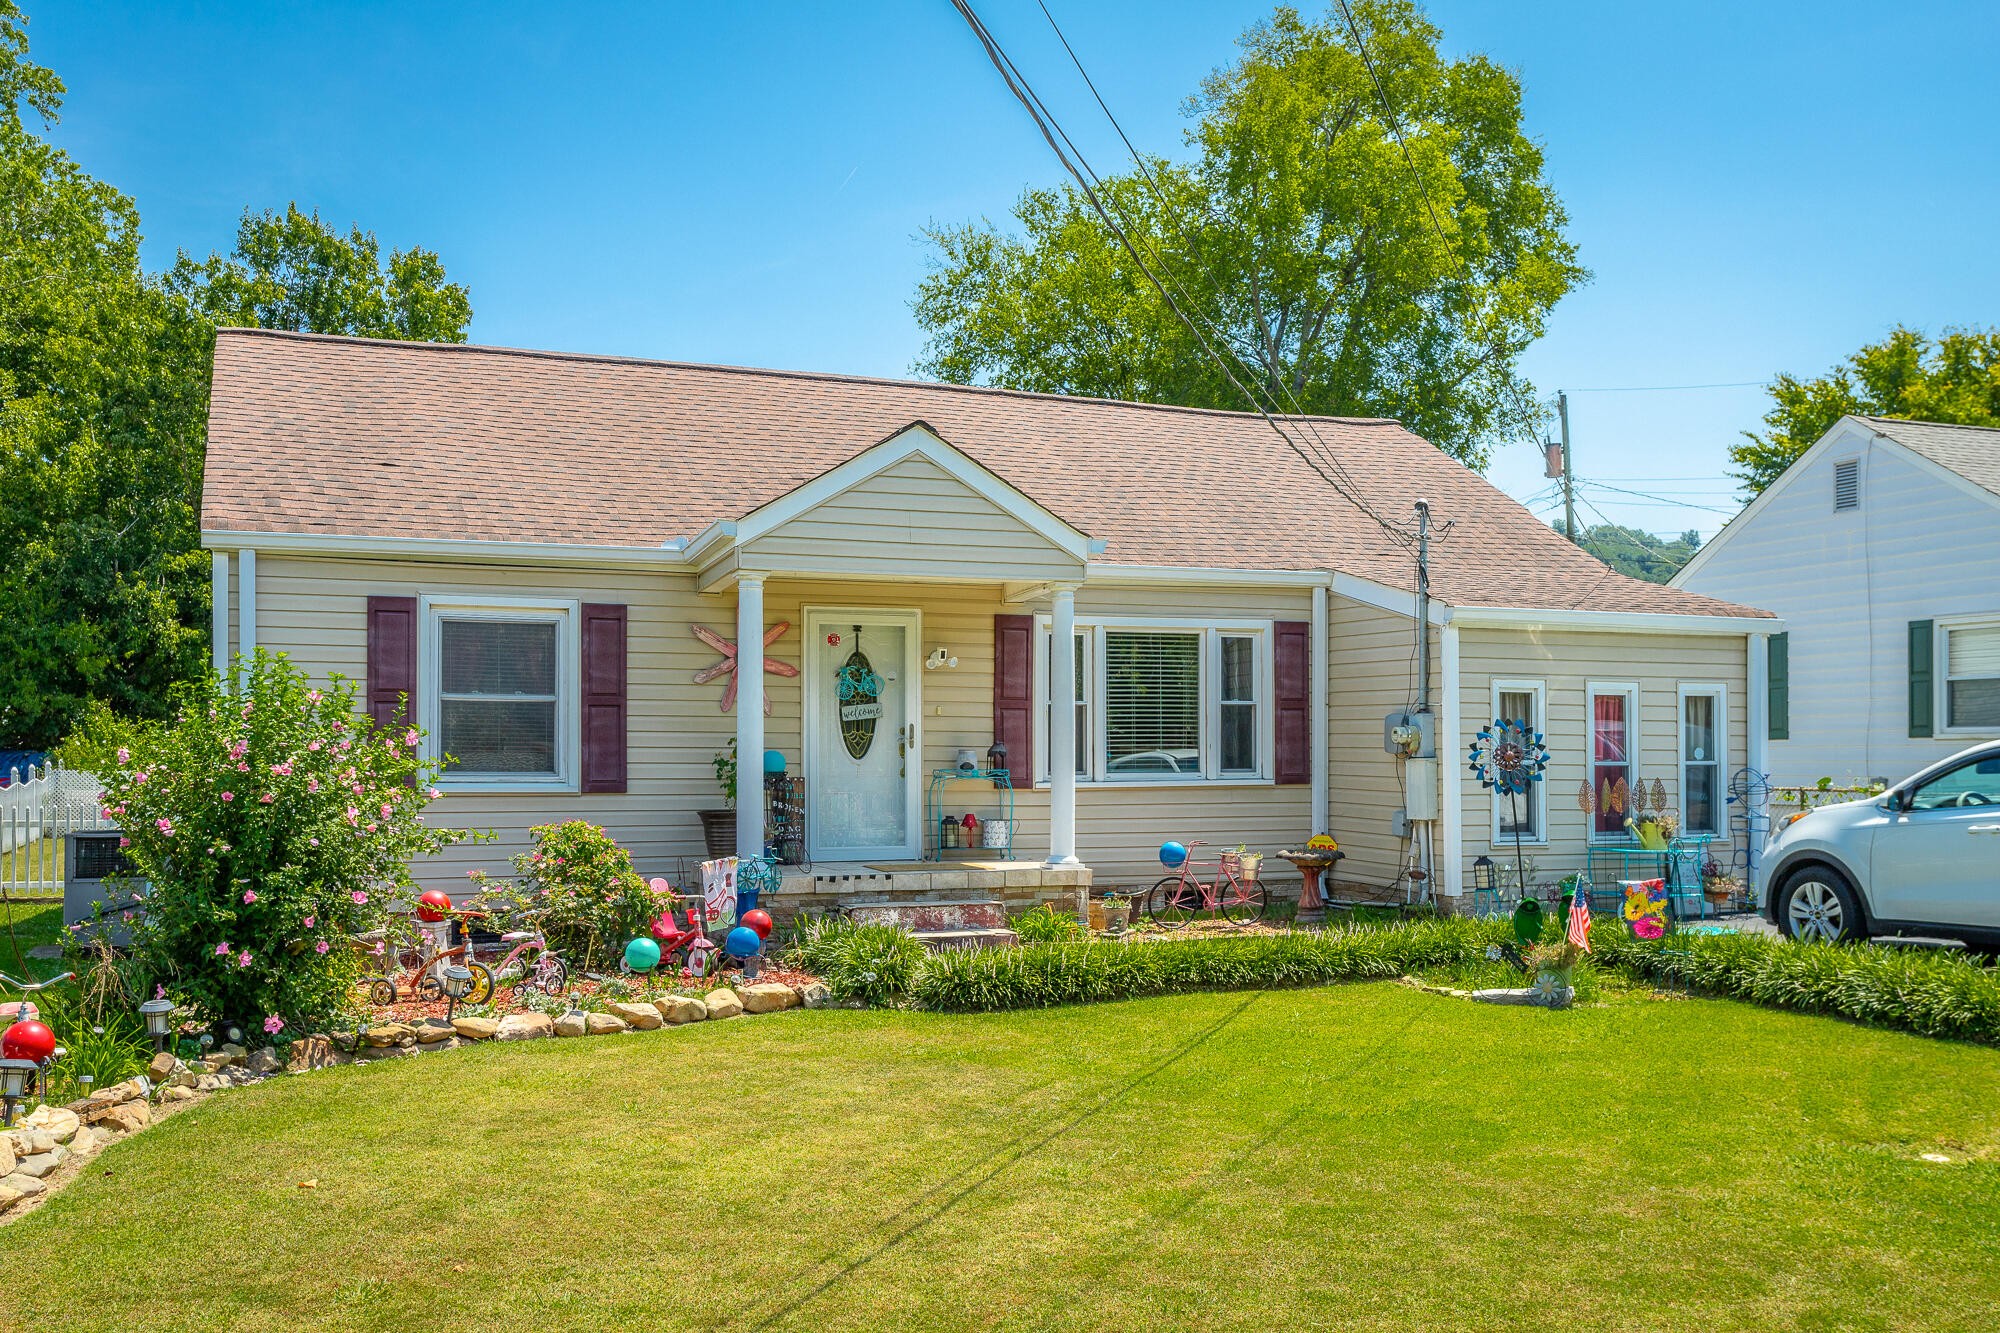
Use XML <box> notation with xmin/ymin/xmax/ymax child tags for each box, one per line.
<box><xmin>1567</xmin><ymin>882</ymin><xmax>1593</xmax><ymax>953</ymax></box>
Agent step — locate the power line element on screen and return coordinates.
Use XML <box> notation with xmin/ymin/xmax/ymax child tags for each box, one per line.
<box><xmin>1577</xmin><ymin>478</ymin><xmax>1738</xmax><ymax>516</ymax></box>
<box><xmin>1568</xmin><ymin>380</ymin><xmax>1768</xmax><ymax>394</ymax></box>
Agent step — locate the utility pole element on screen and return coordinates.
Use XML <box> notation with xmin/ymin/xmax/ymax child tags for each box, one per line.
<box><xmin>1413</xmin><ymin>499</ymin><xmax>1431</xmax><ymax>713</ymax></box>
<box><xmin>1558</xmin><ymin>390</ymin><xmax>1578</xmax><ymax>544</ymax></box>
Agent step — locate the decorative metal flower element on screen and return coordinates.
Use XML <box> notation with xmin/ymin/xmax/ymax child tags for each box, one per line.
<box><xmin>1466</xmin><ymin>716</ymin><xmax>1550</xmax><ymax>795</ymax></box>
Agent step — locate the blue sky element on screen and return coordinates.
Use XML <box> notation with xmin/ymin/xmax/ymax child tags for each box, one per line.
<box><xmin>27</xmin><ymin>1</ymin><xmax>2000</xmax><ymax>539</ymax></box>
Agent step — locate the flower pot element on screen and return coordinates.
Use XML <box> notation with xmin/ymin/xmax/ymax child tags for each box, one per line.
<box><xmin>698</xmin><ymin>809</ymin><xmax>736</xmax><ymax>859</ymax></box>
<box><xmin>1102</xmin><ymin>904</ymin><xmax>1129</xmax><ymax>933</ymax></box>
<box><xmin>1087</xmin><ymin>903</ymin><xmax>1107</xmax><ymax>932</ymax></box>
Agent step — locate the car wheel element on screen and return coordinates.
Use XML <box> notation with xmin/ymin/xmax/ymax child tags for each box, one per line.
<box><xmin>1778</xmin><ymin>865</ymin><xmax>1863</xmax><ymax>944</ymax></box>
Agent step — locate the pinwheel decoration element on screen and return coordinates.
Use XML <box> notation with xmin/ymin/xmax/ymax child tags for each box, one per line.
<box><xmin>1469</xmin><ymin>715</ymin><xmax>1551</xmax><ymax>897</ymax></box>
<box><xmin>692</xmin><ymin>621</ymin><xmax>799</xmax><ymax>714</ymax></box>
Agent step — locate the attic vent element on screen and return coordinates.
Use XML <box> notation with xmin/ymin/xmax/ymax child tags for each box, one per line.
<box><xmin>1833</xmin><ymin>459</ymin><xmax>1860</xmax><ymax>511</ymax></box>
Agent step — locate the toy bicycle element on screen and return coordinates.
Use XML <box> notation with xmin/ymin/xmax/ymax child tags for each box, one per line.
<box><xmin>367</xmin><ymin>910</ymin><xmax>496</xmax><ymax>1007</ymax></box>
<box><xmin>0</xmin><ymin>970</ymin><xmax>75</xmax><ymax>1125</ymax></box>
<box><xmin>1145</xmin><ymin>841</ymin><xmax>1269</xmax><ymax>928</ymax></box>
<box><xmin>476</xmin><ymin>912</ymin><xmax>569</xmax><ymax>997</ymax></box>
<box><xmin>651</xmin><ymin>892</ymin><xmax>718</xmax><ymax>978</ymax></box>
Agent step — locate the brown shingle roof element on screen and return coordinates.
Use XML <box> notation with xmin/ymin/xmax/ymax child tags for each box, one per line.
<box><xmin>200</xmin><ymin>328</ymin><xmax>1767</xmax><ymax>618</ymax></box>
<box><xmin>1860</xmin><ymin>416</ymin><xmax>2000</xmax><ymax>502</ymax></box>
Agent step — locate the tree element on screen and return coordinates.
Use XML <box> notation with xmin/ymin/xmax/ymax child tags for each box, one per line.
<box><xmin>1731</xmin><ymin>326</ymin><xmax>2000</xmax><ymax>496</ymax></box>
<box><xmin>914</xmin><ymin>1</ymin><xmax>1585</xmax><ymax>467</ymax></box>
<box><xmin>167</xmin><ymin>204</ymin><xmax>471</xmax><ymax>342</ymax></box>
<box><xmin>0</xmin><ymin>2</ymin><xmax>473</xmax><ymax>748</ymax></box>
<box><xmin>1560</xmin><ymin>523</ymin><xmax>1700</xmax><ymax>584</ymax></box>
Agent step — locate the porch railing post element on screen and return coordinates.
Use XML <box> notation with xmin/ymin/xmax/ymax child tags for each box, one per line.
<box><xmin>735</xmin><ymin>573</ymin><xmax>767</xmax><ymax>862</ymax></box>
<box><xmin>1046</xmin><ymin>582</ymin><xmax>1080</xmax><ymax>867</ymax></box>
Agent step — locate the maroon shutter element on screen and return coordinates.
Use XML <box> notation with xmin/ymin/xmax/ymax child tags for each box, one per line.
<box><xmin>1273</xmin><ymin>620</ymin><xmax>1310</xmax><ymax>785</ymax></box>
<box><xmin>993</xmin><ymin>614</ymin><xmax>1034</xmax><ymax>786</ymax></box>
<box><xmin>580</xmin><ymin>603</ymin><xmax>628</xmax><ymax>794</ymax></box>
<box><xmin>366</xmin><ymin>596</ymin><xmax>418</xmax><ymax>731</ymax></box>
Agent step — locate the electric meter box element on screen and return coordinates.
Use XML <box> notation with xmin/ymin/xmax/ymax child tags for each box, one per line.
<box><xmin>1402</xmin><ymin>757</ymin><xmax>1441</xmax><ymax>821</ymax></box>
<box><xmin>1382</xmin><ymin>710</ymin><xmax>1437</xmax><ymax>757</ymax></box>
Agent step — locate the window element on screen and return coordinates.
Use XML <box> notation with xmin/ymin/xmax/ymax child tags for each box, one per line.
<box><xmin>1943</xmin><ymin>621</ymin><xmax>2000</xmax><ymax>731</ymax></box>
<box><xmin>1035</xmin><ymin>620</ymin><xmax>1269</xmax><ymax>783</ymax></box>
<box><xmin>1679</xmin><ymin>686</ymin><xmax>1726</xmax><ymax>836</ymax></box>
<box><xmin>1833</xmin><ymin>459</ymin><xmax>1860</xmax><ymax>511</ymax></box>
<box><xmin>1587</xmin><ymin>684</ymin><xmax>1637</xmax><ymax>839</ymax></box>
<box><xmin>1489</xmin><ymin>679</ymin><xmax>1545</xmax><ymax>843</ymax></box>
<box><xmin>1907</xmin><ymin>754</ymin><xmax>2000</xmax><ymax>810</ymax></box>
<box><xmin>424</xmin><ymin>600</ymin><xmax>575</xmax><ymax>788</ymax></box>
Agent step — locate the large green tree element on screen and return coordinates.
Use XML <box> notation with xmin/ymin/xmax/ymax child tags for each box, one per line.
<box><xmin>1731</xmin><ymin>326</ymin><xmax>2000</xmax><ymax>496</ymax></box>
<box><xmin>915</xmin><ymin>1</ymin><xmax>1585</xmax><ymax>467</ymax></box>
<box><xmin>0</xmin><ymin>2</ymin><xmax>472</xmax><ymax>748</ymax></box>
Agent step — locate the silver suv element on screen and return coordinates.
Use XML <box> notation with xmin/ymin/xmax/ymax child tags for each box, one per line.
<box><xmin>1764</xmin><ymin>741</ymin><xmax>2000</xmax><ymax>945</ymax></box>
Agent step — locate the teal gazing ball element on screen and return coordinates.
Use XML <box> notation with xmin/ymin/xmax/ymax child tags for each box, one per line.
<box><xmin>623</xmin><ymin>936</ymin><xmax>662</xmax><ymax>973</ymax></box>
<box><xmin>763</xmin><ymin>749</ymin><xmax>787</xmax><ymax>775</ymax></box>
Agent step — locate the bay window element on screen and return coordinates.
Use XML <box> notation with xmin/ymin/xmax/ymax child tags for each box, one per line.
<box><xmin>1037</xmin><ymin>620</ymin><xmax>1271</xmax><ymax>783</ymax></box>
<box><xmin>423</xmin><ymin>598</ymin><xmax>577</xmax><ymax>789</ymax></box>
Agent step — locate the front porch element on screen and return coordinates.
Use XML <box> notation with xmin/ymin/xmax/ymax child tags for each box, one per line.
<box><xmin>770</xmin><ymin>857</ymin><xmax>1093</xmax><ymax>921</ymax></box>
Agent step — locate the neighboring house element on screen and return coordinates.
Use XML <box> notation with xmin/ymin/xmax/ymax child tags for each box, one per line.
<box><xmin>1675</xmin><ymin>416</ymin><xmax>2000</xmax><ymax>787</ymax></box>
<box><xmin>199</xmin><ymin>329</ymin><xmax>1775</xmax><ymax>912</ymax></box>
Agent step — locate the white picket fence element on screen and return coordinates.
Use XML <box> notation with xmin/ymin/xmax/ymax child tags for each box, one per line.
<box><xmin>1</xmin><ymin>760</ymin><xmax>109</xmax><ymax>898</ymax></box>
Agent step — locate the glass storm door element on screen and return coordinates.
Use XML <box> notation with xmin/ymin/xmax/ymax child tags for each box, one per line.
<box><xmin>806</xmin><ymin>611</ymin><xmax>919</xmax><ymax>861</ymax></box>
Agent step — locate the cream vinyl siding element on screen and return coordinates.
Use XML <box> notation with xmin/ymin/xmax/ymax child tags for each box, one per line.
<box><xmin>244</xmin><ymin>555</ymin><xmax>1319</xmax><ymax>894</ymax></box>
<box><xmin>1455</xmin><ymin>628</ymin><xmax>1749</xmax><ymax>885</ymax></box>
<box><xmin>1327</xmin><ymin>596</ymin><xmax>1439</xmax><ymax>892</ymax></box>
<box><xmin>737</xmin><ymin>455</ymin><xmax>1084</xmax><ymax>585</ymax></box>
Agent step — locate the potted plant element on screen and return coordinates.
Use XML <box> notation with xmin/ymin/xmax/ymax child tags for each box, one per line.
<box><xmin>1523</xmin><ymin>939</ymin><xmax>1581</xmax><ymax>1009</ymax></box>
<box><xmin>699</xmin><ymin>740</ymin><xmax>737</xmax><ymax>859</ymax></box>
<box><xmin>1224</xmin><ymin>844</ymin><xmax>1263</xmax><ymax>881</ymax></box>
<box><xmin>1099</xmin><ymin>892</ymin><xmax>1131</xmax><ymax>934</ymax></box>
<box><xmin>1701</xmin><ymin>857</ymin><xmax>1740</xmax><ymax>906</ymax></box>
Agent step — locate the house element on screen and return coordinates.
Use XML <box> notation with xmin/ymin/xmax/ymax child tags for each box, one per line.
<box><xmin>199</xmin><ymin>328</ymin><xmax>1776</xmax><ymax>913</ymax></box>
<box><xmin>1674</xmin><ymin>415</ymin><xmax>2000</xmax><ymax>788</ymax></box>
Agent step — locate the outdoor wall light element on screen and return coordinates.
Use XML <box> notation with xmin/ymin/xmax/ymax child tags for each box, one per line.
<box><xmin>139</xmin><ymin>997</ymin><xmax>176</xmax><ymax>1053</ymax></box>
<box><xmin>0</xmin><ymin>1058</ymin><xmax>34</xmax><ymax>1126</ymax></box>
<box><xmin>441</xmin><ymin>965</ymin><xmax>474</xmax><ymax>1022</ymax></box>
<box><xmin>925</xmin><ymin>647</ymin><xmax>959</xmax><ymax>671</ymax></box>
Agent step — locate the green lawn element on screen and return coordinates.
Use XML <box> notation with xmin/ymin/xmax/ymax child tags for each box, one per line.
<box><xmin>6</xmin><ymin>984</ymin><xmax>2000</xmax><ymax>1331</ymax></box>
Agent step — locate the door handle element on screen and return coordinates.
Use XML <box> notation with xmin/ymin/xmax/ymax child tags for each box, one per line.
<box><xmin>1968</xmin><ymin>824</ymin><xmax>2000</xmax><ymax>834</ymax></box>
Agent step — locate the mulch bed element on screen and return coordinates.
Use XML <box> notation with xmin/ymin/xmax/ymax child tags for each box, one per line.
<box><xmin>364</xmin><ymin>961</ymin><xmax>822</xmax><ymax>1025</ymax></box>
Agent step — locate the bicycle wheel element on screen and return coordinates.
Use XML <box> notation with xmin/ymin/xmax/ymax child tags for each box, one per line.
<box><xmin>365</xmin><ymin>976</ymin><xmax>397</xmax><ymax>1007</ymax></box>
<box><xmin>1146</xmin><ymin>877</ymin><xmax>1200</xmax><ymax>929</ymax></box>
<box><xmin>1221</xmin><ymin>880</ymin><xmax>1269</xmax><ymax>926</ymax></box>
<box><xmin>463</xmin><ymin>962</ymin><xmax>495</xmax><ymax>1006</ymax></box>
<box><xmin>533</xmin><ymin>955</ymin><xmax>568</xmax><ymax>996</ymax></box>
<box><xmin>685</xmin><ymin>945</ymin><xmax>713</xmax><ymax>978</ymax></box>
<box><xmin>417</xmin><ymin>973</ymin><xmax>443</xmax><ymax>1003</ymax></box>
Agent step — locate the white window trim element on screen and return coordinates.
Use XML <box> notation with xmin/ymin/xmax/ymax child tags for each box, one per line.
<box><xmin>1032</xmin><ymin>614</ymin><xmax>1275</xmax><ymax>788</ymax></box>
<box><xmin>1677</xmin><ymin>682</ymin><xmax>1728</xmax><ymax>837</ymax></box>
<box><xmin>1488</xmin><ymin>678</ymin><xmax>1547</xmax><ymax>846</ymax></box>
<box><xmin>1585</xmin><ymin>680</ymin><xmax>1639</xmax><ymax>844</ymax></box>
<box><xmin>419</xmin><ymin>594</ymin><xmax>580</xmax><ymax>793</ymax></box>
<box><xmin>1936</xmin><ymin>614</ymin><xmax>2000</xmax><ymax>736</ymax></box>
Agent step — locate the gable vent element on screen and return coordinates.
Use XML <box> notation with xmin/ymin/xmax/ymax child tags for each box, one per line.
<box><xmin>1833</xmin><ymin>459</ymin><xmax>1860</xmax><ymax>511</ymax></box>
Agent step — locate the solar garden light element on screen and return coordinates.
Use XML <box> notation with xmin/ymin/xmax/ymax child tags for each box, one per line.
<box><xmin>0</xmin><ymin>1059</ymin><xmax>33</xmax><ymax>1126</ymax></box>
<box><xmin>139</xmin><ymin>997</ymin><xmax>176</xmax><ymax>1053</ymax></box>
<box><xmin>440</xmin><ymin>965</ymin><xmax>474</xmax><ymax>1022</ymax></box>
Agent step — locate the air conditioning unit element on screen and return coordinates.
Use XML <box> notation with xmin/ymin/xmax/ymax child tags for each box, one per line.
<box><xmin>65</xmin><ymin>829</ymin><xmax>144</xmax><ymax>945</ymax></box>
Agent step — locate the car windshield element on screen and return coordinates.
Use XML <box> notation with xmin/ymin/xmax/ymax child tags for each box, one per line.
<box><xmin>1906</xmin><ymin>755</ymin><xmax>2000</xmax><ymax>811</ymax></box>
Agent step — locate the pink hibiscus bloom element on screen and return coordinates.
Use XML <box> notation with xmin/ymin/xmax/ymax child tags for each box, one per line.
<box><xmin>307</xmin><ymin>689</ymin><xmax>323</xmax><ymax>704</ymax></box>
<box><xmin>306</xmin><ymin>777</ymin><xmax>320</xmax><ymax>793</ymax></box>
<box><xmin>155</xmin><ymin>817</ymin><xmax>174</xmax><ymax>836</ymax></box>
<box><xmin>264</xmin><ymin>1015</ymin><xmax>285</xmax><ymax>1034</ymax></box>
<box><xmin>259</xmin><ymin>793</ymin><xmax>274</xmax><ymax>804</ymax></box>
<box><xmin>116</xmin><ymin>746</ymin><xmax>130</xmax><ymax>763</ymax></box>
<box><xmin>404</xmin><ymin>728</ymin><xmax>420</xmax><ymax>747</ymax></box>
<box><xmin>303</xmin><ymin>914</ymin><xmax>316</xmax><ymax>928</ymax></box>
<box><xmin>379</xmin><ymin>803</ymin><xmax>393</xmax><ymax>819</ymax></box>
<box><xmin>352</xmin><ymin>890</ymin><xmax>368</xmax><ymax>905</ymax></box>
<box><xmin>221</xmin><ymin>791</ymin><xmax>235</xmax><ymax>803</ymax></box>
<box><xmin>215</xmin><ymin>941</ymin><xmax>230</xmax><ymax>956</ymax></box>
<box><xmin>242</xmin><ymin>889</ymin><xmax>257</xmax><ymax>904</ymax></box>
<box><xmin>238</xmin><ymin>950</ymin><xmax>253</xmax><ymax>967</ymax></box>
<box><xmin>314</xmin><ymin>940</ymin><xmax>330</xmax><ymax>954</ymax></box>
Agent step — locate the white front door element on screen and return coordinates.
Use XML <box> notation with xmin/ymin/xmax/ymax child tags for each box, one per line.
<box><xmin>805</xmin><ymin>610</ymin><xmax>921</xmax><ymax>861</ymax></box>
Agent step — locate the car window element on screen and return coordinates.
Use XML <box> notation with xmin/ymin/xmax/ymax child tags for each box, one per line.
<box><xmin>1906</xmin><ymin>756</ymin><xmax>2000</xmax><ymax>811</ymax></box>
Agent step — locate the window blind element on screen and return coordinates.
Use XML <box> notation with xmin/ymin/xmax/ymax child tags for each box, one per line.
<box><xmin>1103</xmin><ymin>631</ymin><xmax>1200</xmax><ymax>775</ymax></box>
<box><xmin>439</xmin><ymin>619</ymin><xmax>560</xmax><ymax>775</ymax></box>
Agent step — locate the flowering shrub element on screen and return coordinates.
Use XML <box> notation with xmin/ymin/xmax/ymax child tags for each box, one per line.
<box><xmin>71</xmin><ymin>651</ymin><xmax>480</xmax><ymax>1030</ymax></box>
<box><xmin>467</xmin><ymin>821</ymin><xmax>663</xmax><ymax>973</ymax></box>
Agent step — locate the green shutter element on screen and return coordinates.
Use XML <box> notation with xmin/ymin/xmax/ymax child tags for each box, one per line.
<box><xmin>1767</xmin><ymin>633</ymin><xmax>1789</xmax><ymax>741</ymax></box>
<box><xmin>1909</xmin><ymin>620</ymin><xmax>1935</xmax><ymax>738</ymax></box>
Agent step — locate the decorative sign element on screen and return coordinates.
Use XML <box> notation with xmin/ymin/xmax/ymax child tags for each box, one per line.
<box><xmin>692</xmin><ymin>621</ymin><xmax>799</xmax><ymax>714</ymax></box>
<box><xmin>835</xmin><ymin>627</ymin><xmax>885</xmax><ymax>759</ymax></box>
<box><xmin>1622</xmin><ymin>879</ymin><xmax>1669</xmax><ymax>940</ymax></box>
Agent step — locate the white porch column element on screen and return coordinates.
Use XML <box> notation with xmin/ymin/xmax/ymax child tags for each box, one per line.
<box><xmin>211</xmin><ymin>549</ymin><xmax>230</xmax><ymax>681</ymax></box>
<box><xmin>1438</xmin><ymin>619</ymin><xmax>1463</xmax><ymax>903</ymax></box>
<box><xmin>1046</xmin><ymin>582</ymin><xmax>1080</xmax><ymax>866</ymax></box>
<box><xmin>1310</xmin><ymin>583</ymin><xmax>1330</xmax><ymax>836</ymax></box>
<box><xmin>735</xmin><ymin>574</ymin><xmax>767</xmax><ymax>861</ymax></box>
<box><xmin>236</xmin><ymin>547</ymin><xmax>256</xmax><ymax>688</ymax></box>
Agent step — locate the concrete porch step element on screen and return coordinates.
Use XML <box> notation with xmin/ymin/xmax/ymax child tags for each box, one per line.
<box><xmin>909</xmin><ymin>926</ymin><xmax>1019</xmax><ymax>953</ymax></box>
<box><xmin>845</xmin><ymin>898</ymin><xmax>1009</xmax><ymax>932</ymax></box>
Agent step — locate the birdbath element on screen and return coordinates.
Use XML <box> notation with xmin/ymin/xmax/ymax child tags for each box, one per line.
<box><xmin>1277</xmin><ymin>849</ymin><xmax>1345</xmax><ymax>925</ymax></box>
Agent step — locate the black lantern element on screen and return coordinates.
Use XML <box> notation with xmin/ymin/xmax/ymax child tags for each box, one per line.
<box><xmin>0</xmin><ymin>1059</ymin><xmax>33</xmax><ymax>1126</ymax></box>
<box><xmin>139</xmin><ymin>997</ymin><xmax>176</xmax><ymax>1053</ymax></box>
<box><xmin>440</xmin><ymin>965</ymin><xmax>474</xmax><ymax>1022</ymax></box>
<box><xmin>986</xmin><ymin>741</ymin><xmax>1008</xmax><ymax>776</ymax></box>
<box><xmin>1472</xmin><ymin>855</ymin><xmax>1495</xmax><ymax>894</ymax></box>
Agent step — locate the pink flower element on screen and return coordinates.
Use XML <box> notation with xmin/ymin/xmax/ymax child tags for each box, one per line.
<box><xmin>242</xmin><ymin>889</ymin><xmax>257</xmax><ymax>904</ymax></box>
<box><xmin>116</xmin><ymin>746</ymin><xmax>131</xmax><ymax>764</ymax></box>
<box><xmin>271</xmin><ymin>761</ymin><xmax>292</xmax><ymax>776</ymax></box>
<box><xmin>365</xmin><ymin>822</ymin><xmax>378</xmax><ymax>833</ymax></box>
<box><xmin>345</xmin><ymin>807</ymin><xmax>359</xmax><ymax>824</ymax></box>
<box><xmin>339</xmin><ymin>738</ymin><xmax>352</xmax><ymax>751</ymax></box>
<box><xmin>307</xmin><ymin>689</ymin><xmax>323</xmax><ymax>704</ymax></box>
<box><xmin>264</xmin><ymin>1015</ymin><xmax>285</xmax><ymax>1034</ymax></box>
<box><xmin>237</xmin><ymin>762</ymin><xmax>250</xmax><ymax>772</ymax></box>
<box><xmin>215</xmin><ymin>942</ymin><xmax>230</xmax><ymax>956</ymax></box>
<box><xmin>371</xmin><ymin>941</ymin><xmax>386</xmax><ymax>956</ymax></box>
<box><xmin>352</xmin><ymin>890</ymin><xmax>368</xmax><ymax>904</ymax></box>
<box><xmin>118</xmin><ymin>837</ymin><xmax>130</xmax><ymax>848</ymax></box>
<box><xmin>218</xmin><ymin>842</ymin><xmax>231</xmax><ymax>852</ymax></box>
<box><xmin>155</xmin><ymin>817</ymin><xmax>174</xmax><ymax>836</ymax></box>
<box><xmin>427</xmin><ymin>787</ymin><xmax>441</xmax><ymax>800</ymax></box>
<box><xmin>155</xmin><ymin>984</ymin><xmax>165</xmax><ymax>1000</ymax></box>
<box><xmin>242</xmin><ymin>701</ymin><xmax>254</xmax><ymax>716</ymax></box>
<box><xmin>133</xmin><ymin>771</ymin><xmax>147</xmax><ymax>784</ymax></box>
<box><xmin>314</xmin><ymin>940</ymin><xmax>330</xmax><ymax>955</ymax></box>
<box><xmin>404</xmin><ymin>728</ymin><xmax>420</xmax><ymax>747</ymax></box>
<box><xmin>308</xmin><ymin>739</ymin><xmax>323</xmax><ymax>752</ymax></box>
<box><xmin>332</xmin><ymin>718</ymin><xmax>347</xmax><ymax>731</ymax></box>
<box><xmin>238</xmin><ymin>950</ymin><xmax>253</xmax><ymax>967</ymax></box>
<box><xmin>307</xmin><ymin>777</ymin><xmax>321</xmax><ymax>794</ymax></box>
<box><xmin>351</xmin><ymin>784</ymin><xmax>363</xmax><ymax>795</ymax></box>
<box><xmin>379</xmin><ymin>803</ymin><xmax>393</xmax><ymax>820</ymax></box>
<box><xmin>309</xmin><ymin>837</ymin><xmax>320</xmax><ymax>847</ymax></box>
<box><xmin>303</xmin><ymin>914</ymin><xmax>315</xmax><ymax>928</ymax></box>
<box><xmin>259</xmin><ymin>793</ymin><xmax>274</xmax><ymax>804</ymax></box>
<box><xmin>221</xmin><ymin>791</ymin><xmax>235</xmax><ymax>803</ymax></box>
<box><xmin>466</xmin><ymin>869</ymin><xmax>479</xmax><ymax>879</ymax></box>
<box><xmin>229</xmin><ymin>741</ymin><xmax>247</xmax><ymax>760</ymax></box>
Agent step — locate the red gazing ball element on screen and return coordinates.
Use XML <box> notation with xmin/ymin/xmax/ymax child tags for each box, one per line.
<box><xmin>741</xmin><ymin>908</ymin><xmax>774</xmax><ymax>940</ymax></box>
<box><xmin>416</xmin><ymin>890</ymin><xmax>453</xmax><ymax>923</ymax></box>
<box><xmin>2</xmin><ymin>1019</ymin><xmax>56</xmax><ymax>1064</ymax></box>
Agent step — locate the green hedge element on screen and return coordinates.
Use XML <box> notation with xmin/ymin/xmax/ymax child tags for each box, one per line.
<box><xmin>911</xmin><ymin>918</ymin><xmax>1504</xmax><ymax>1012</ymax></box>
<box><xmin>1591</xmin><ymin>922</ymin><xmax>2000</xmax><ymax>1043</ymax></box>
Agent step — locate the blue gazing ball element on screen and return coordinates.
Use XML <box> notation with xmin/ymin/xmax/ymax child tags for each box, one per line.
<box><xmin>725</xmin><ymin>925</ymin><xmax>763</xmax><ymax>958</ymax></box>
<box><xmin>623</xmin><ymin>936</ymin><xmax>662</xmax><ymax>973</ymax></box>
<box><xmin>763</xmin><ymin>749</ymin><xmax>787</xmax><ymax>775</ymax></box>
<box><xmin>1159</xmin><ymin>841</ymin><xmax>1188</xmax><ymax>869</ymax></box>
